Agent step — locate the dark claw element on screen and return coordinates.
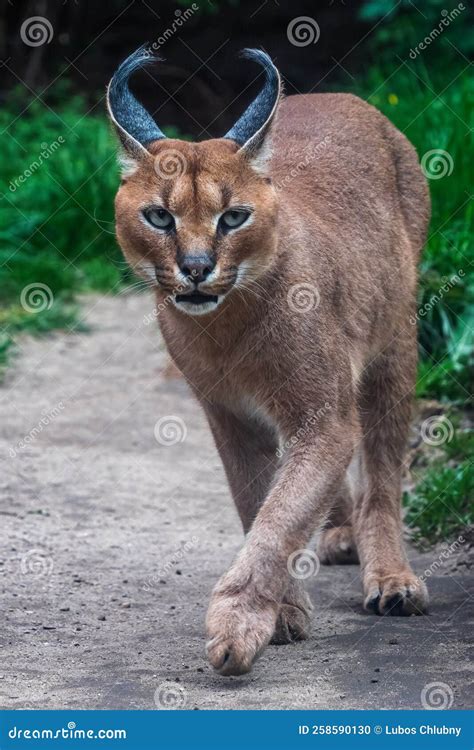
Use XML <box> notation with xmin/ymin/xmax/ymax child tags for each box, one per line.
<box><xmin>222</xmin><ymin>650</ymin><xmax>231</xmax><ymax>665</ymax></box>
<box><xmin>366</xmin><ymin>595</ymin><xmax>381</xmax><ymax>614</ymax></box>
<box><xmin>385</xmin><ymin>593</ymin><xmax>407</xmax><ymax>617</ymax></box>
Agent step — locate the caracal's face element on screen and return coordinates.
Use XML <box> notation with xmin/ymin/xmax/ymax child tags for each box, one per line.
<box><xmin>115</xmin><ymin>138</ymin><xmax>279</xmax><ymax>316</ymax></box>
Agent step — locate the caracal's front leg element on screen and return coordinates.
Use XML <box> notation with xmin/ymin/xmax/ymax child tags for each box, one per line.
<box><xmin>205</xmin><ymin>404</ymin><xmax>313</xmax><ymax>646</ymax></box>
<box><xmin>206</xmin><ymin>420</ymin><xmax>357</xmax><ymax>676</ymax></box>
<box><xmin>205</xmin><ymin>404</ymin><xmax>278</xmax><ymax>533</ymax></box>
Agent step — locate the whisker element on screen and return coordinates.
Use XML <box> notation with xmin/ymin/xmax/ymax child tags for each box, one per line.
<box><xmin>234</xmin><ymin>287</ymin><xmax>250</xmax><ymax>311</ymax></box>
<box><xmin>237</xmin><ymin>284</ymin><xmax>264</xmax><ymax>304</ymax></box>
<box><xmin>118</xmin><ymin>278</ymin><xmax>156</xmax><ymax>295</ymax></box>
<box><xmin>93</xmin><ymin>211</ymin><xmax>116</xmax><ymax>234</ymax></box>
<box><xmin>244</xmin><ymin>277</ymin><xmax>273</xmax><ymax>302</ymax></box>
<box><xmin>237</xmin><ymin>280</ymin><xmax>270</xmax><ymax>305</ymax></box>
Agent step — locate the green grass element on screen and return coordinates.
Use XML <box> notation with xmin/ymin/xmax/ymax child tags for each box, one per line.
<box><xmin>0</xmin><ymin>333</ymin><xmax>13</xmax><ymax>380</ymax></box>
<box><xmin>0</xmin><ymin>94</ymin><xmax>124</xmax><ymax>352</ymax></box>
<box><xmin>403</xmin><ymin>410</ymin><xmax>473</xmax><ymax>545</ymax></box>
<box><xmin>404</xmin><ymin>461</ymin><xmax>473</xmax><ymax>544</ymax></box>
<box><xmin>354</xmin><ymin>63</ymin><xmax>473</xmax><ymax>406</ymax></box>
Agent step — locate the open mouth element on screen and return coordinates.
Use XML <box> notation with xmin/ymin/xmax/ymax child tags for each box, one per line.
<box><xmin>175</xmin><ymin>292</ymin><xmax>218</xmax><ymax>306</ymax></box>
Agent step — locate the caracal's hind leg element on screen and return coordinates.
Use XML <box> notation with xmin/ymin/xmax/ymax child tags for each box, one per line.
<box><xmin>352</xmin><ymin>329</ymin><xmax>428</xmax><ymax>616</ymax></box>
<box><xmin>319</xmin><ymin>480</ymin><xmax>359</xmax><ymax>565</ymax></box>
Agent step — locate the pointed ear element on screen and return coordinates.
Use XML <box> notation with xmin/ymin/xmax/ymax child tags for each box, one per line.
<box><xmin>106</xmin><ymin>45</ymin><xmax>167</xmax><ymax>158</ymax></box>
<box><xmin>223</xmin><ymin>49</ymin><xmax>282</xmax><ymax>173</ymax></box>
<box><xmin>117</xmin><ymin>150</ymin><xmax>139</xmax><ymax>179</ymax></box>
<box><xmin>242</xmin><ymin>128</ymin><xmax>275</xmax><ymax>175</ymax></box>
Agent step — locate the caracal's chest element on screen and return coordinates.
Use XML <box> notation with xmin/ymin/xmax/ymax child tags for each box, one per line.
<box><xmin>167</xmin><ymin>329</ymin><xmax>286</xmax><ymax>429</ymax></box>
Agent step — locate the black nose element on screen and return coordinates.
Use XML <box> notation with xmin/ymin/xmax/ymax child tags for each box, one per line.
<box><xmin>179</xmin><ymin>254</ymin><xmax>216</xmax><ymax>284</ymax></box>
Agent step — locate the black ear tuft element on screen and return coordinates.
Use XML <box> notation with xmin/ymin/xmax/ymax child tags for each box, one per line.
<box><xmin>106</xmin><ymin>45</ymin><xmax>166</xmax><ymax>154</ymax></box>
<box><xmin>223</xmin><ymin>49</ymin><xmax>281</xmax><ymax>154</ymax></box>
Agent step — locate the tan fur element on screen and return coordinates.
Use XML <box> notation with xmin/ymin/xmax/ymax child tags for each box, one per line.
<box><xmin>113</xmin><ymin>91</ymin><xmax>430</xmax><ymax>676</ymax></box>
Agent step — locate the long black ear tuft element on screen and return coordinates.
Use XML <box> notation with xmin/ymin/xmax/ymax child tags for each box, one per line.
<box><xmin>223</xmin><ymin>49</ymin><xmax>281</xmax><ymax>156</ymax></box>
<box><xmin>106</xmin><ymin>45</ymin><xmax>166</xmax><ymax>155</ymax></box>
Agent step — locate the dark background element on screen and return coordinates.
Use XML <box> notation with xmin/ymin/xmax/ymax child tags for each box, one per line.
<box><xmin>0</xmin><ymin>0</ymin><xmax>406</xmax><ymax>137</ymax></box>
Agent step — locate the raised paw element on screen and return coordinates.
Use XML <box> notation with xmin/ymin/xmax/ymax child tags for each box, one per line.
<box><xmin>364</xmin><ymin>569</ymin><xmax>428</xmax><ymax>616</ymax></box>
<box><xmin>206</xmin><ymin>588</ymin><xmax>279</xmax><ymax>676</ymax></box>
<box><xmin>319</xmin><ymin>525</ymin><xmax>359</xmax><ymax>565</ymax></box>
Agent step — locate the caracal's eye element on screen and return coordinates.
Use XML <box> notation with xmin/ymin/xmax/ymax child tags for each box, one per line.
<box><xmin>143</xmin><ymin>207</ymin><xmax>174</xmax><ymax>231</ymax></box>
<box><xmin>219</xmin><ymin>209</ymin><xmax>250</xmax><ymax>231</ymax></box>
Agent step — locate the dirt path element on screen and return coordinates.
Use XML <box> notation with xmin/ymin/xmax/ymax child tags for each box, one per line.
<box><xmin>0</xmin><ymin>294</ymin><xmax>472</xmax><ymax>710</ymax></box>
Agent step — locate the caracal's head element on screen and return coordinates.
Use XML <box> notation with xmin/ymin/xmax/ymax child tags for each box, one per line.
<box><xmin>107</xmin><ymin>47</ymin><xmax>281</xmax><ymax>316</ymax></box>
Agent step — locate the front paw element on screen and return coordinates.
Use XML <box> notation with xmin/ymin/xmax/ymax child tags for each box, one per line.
<box><xmin>206</xmin><ymin>586</ymin><xmax>279</xmax><ymax>676</ymax></box>
<box><xmin>363</xmin><ymin>568</ymin><xmax>429</xmax><ymax>616</ymax></box>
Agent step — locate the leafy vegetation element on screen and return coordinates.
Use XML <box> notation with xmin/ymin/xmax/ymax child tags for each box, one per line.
<box><xmin>353</xmin><ymin>63</ymin><xmax>473</xmax><ymax>406</ymax></box>
<box><xmin>404</xmin><ymin>461</ymin><xmax>473</xmax><ymax>544</ymax></box>
<box><xmin>403</xmin><ymin>410</ymin><xmax>473</xmax><ymax>545</ymax></box>
<box><xmin>356</xmin><ymin>0</ymin><xmax>473</xmax><ymax>543</ymax></box>
<box><xmin>0</xmin><ymin>93</ymin><xmax>123</xmax><ymax>353</ymax></box>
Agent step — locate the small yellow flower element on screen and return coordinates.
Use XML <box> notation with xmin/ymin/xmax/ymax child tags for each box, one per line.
<box><xmin>388</xmin><ymin>93</ymin><xmax>399</xmax><ymax>105</ymax></box>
